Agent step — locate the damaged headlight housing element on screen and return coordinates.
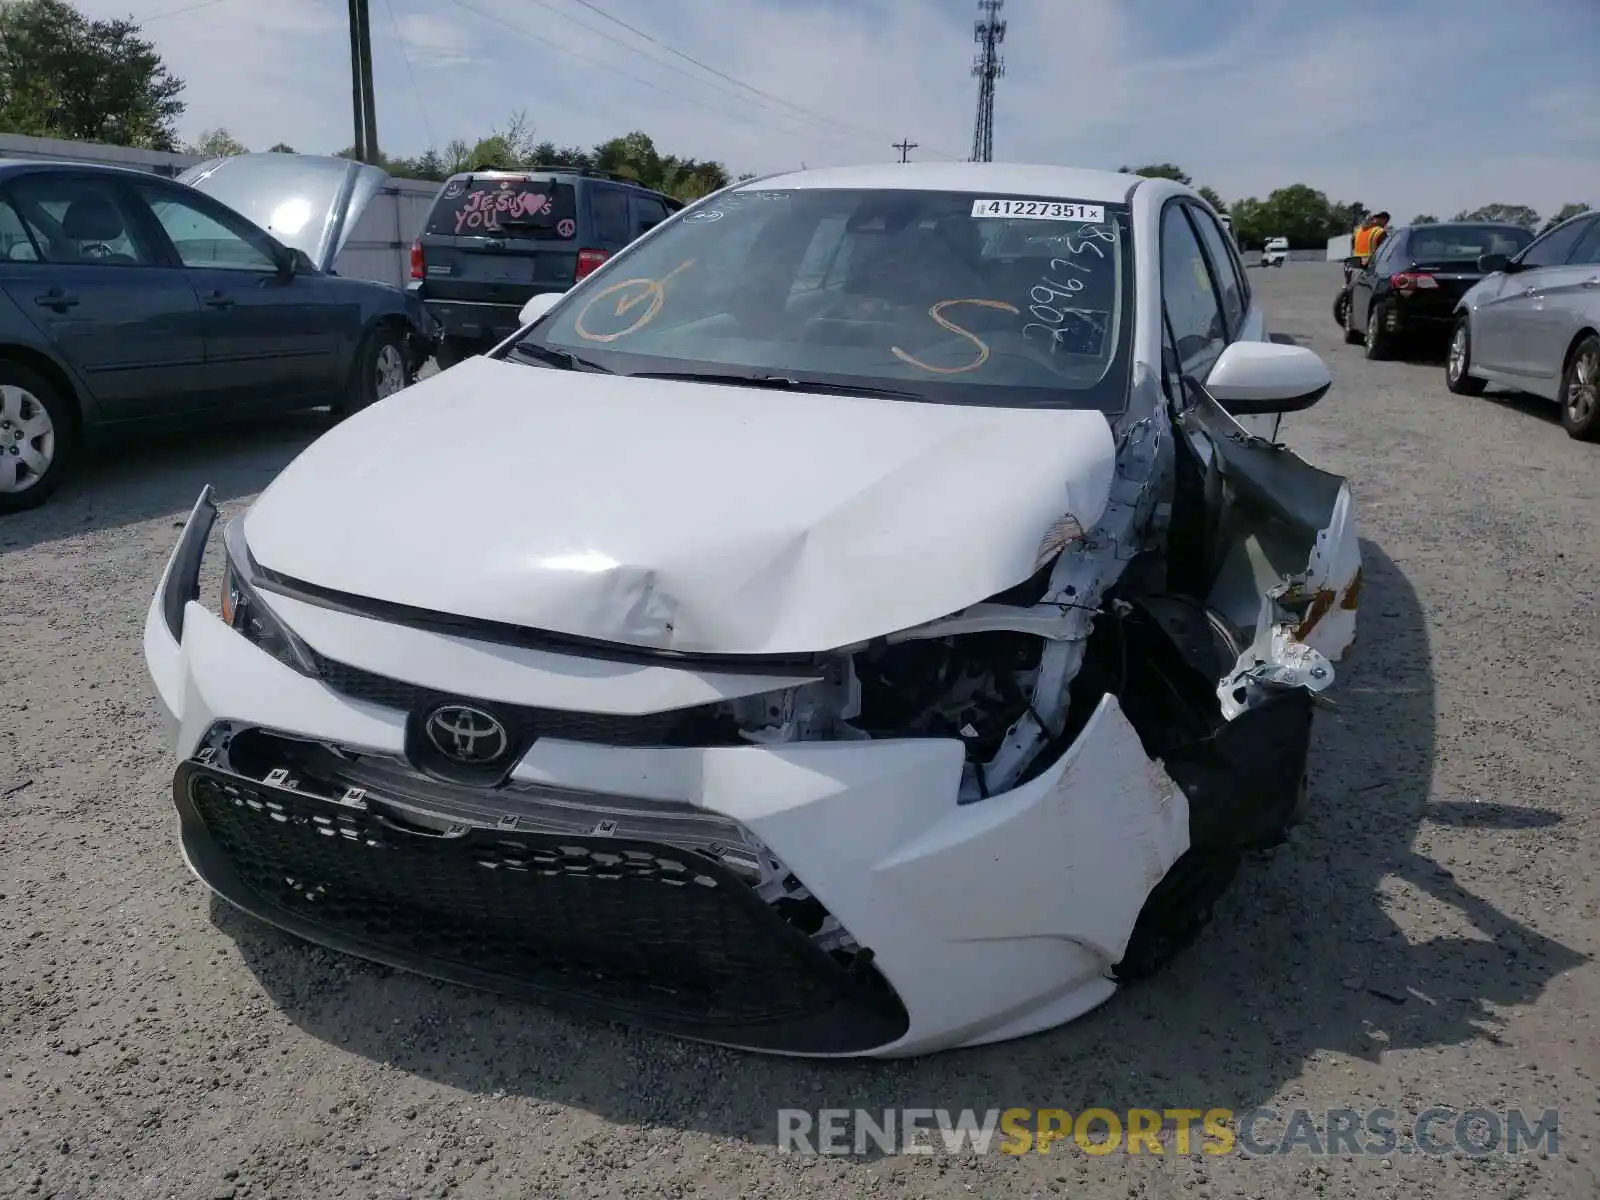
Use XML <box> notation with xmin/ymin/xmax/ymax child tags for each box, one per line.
<box><xmin>219</xmin><ymin>517</ymin><xmax>318</xmax><ymax>676</ymax></box>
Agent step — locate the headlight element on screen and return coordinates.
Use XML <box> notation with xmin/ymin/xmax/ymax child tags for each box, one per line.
<box><xmin>220</xmin><ymin>517</ymin><xmax>318</xmax><ymax>676</ymax></box>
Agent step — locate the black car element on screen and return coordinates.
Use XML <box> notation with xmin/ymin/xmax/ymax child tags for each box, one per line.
<box><xmin>411</xmin><ymin>167</ymin><xmax>682</xmax><ymax>367</ymax></box>
<box><xmin>0</xmin><ymin>153</ymin><xmax>437</xmax><ymax>514</ymax></box>
<box><xmin>1340</xmin><ymin>222</ymin><xmax>1535</xmax><ymax>359</ymax></box>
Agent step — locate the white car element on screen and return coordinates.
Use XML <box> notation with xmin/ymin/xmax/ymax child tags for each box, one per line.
<box><xmin>1261</xmin><ymin>236</ymin><xmax>1289</xmax><ymax>268</ymax></box>
<box><xmin>144</xmin><ymin>164</ymin><xmax>1361</xmax><ymax>1058</ymax></box>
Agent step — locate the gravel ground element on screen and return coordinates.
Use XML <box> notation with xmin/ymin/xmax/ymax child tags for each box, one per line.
<box><xmin>2</xmin><ymin>262</ymin><xmax>1597</xmax><ymax>1199</ymax></box>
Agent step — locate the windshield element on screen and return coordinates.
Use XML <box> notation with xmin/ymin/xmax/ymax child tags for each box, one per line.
<box><xmin>510</xmin><ymin>187</ymin><xmax>1134</xmax><ymax>414</ymax></box>
<box><xmin>426</xmin><ymin>176</ymin><xmax>578</xmax><ymax>238</ymax></box>
<box><xmin>1408</xmin><ymin>224</ymin><xmax>1533</xmax><ymax>261</ymax></box>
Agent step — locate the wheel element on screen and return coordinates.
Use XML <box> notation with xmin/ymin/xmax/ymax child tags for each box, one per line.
<box><xmin>334</xmin><ymin>325</ymin><xmax>410</xmax><ymax>418</ymax></box>
<box><xmin>1445</xmin><ymin>317</ymin><xmax>1487</xmax><ymax>396</ymax></box>
<box><xmin>435</xmin><ymin>336</ymin><xmax>482</xmax><ymax>371</ymax></box>
<box><xmin>0</xmin><ymin>362</ymin><xmax>73</xmax><ymax>515</ymax></box>
<box><xmin>1559</xmin><ymin>333</ymin><xmax>1600</xmax><ymax>441</ymax></box>
<box><xmin>1287</xmin><ymin>770</ymin><xmax>1310</xmax><ymax>826</ymax></box>
<box><xmin>1333</xmin><ymin>290</ymin><xmax>1349</xmax><ymax>329</ymax></box>
<box><xmin>1364</xmin><ymin>303</ymin><xmax>1392</xmax><ymax>360</ymax></box>
<box><xmin>1113</xmin><ymin>847</ymin><xmax>1243</xmax><ymax>982</ymax></box>
<box><xmin>1343</xmin><ymin>294</ymin><xmax>1365</xmax><ymax>345</ymax></box>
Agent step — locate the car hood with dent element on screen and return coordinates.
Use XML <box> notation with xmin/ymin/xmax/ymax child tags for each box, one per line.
<box><xmin>179</xmin><ymin>152</ymin><xmax>389</xmax><ymax>273</ymax></box>
<box><xmin>241</xmin><ymin>356</ymin><xmax>1119</xmax><ymax>656</ymax></box>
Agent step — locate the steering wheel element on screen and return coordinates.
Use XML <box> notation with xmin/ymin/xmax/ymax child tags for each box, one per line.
<box><xmin>78</xmin><ymin>242</ymin><xmax>114</xmax><ymax>259</ymax></box>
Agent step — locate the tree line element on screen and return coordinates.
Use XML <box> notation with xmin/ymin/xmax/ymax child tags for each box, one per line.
<box><xmin>188</xmin><ymin>115</ymin><xmax>741</xmax><ymax>204</ymax></box>
<box><xmin>0</xmin><ymin>0</ymin><xmax>1587</xmax><ymax>238</ymax></box>
<box><xmin>1118</xmin><ymin>163</ymin><xmax>1588</xmax><ymax>248</ymax></box>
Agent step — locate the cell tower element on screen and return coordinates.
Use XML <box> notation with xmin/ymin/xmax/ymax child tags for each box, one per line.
<box><xmin>970</xmin><ymin>0</ymin><xmax>1006</xmax><ymax>163</ymax></box>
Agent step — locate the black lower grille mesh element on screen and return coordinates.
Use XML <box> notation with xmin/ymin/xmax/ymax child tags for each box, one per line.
<box><xmin>304</xmin><ymin>649</ymin><xmax>740</xmax><ymax>747</ymax></box>
<box><xmin>176</xmin><ymin>762</ymin><xmax>907</xmax><ymax>1053</ymax></box>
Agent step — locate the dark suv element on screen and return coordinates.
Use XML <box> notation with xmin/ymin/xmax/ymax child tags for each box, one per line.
<box><xmin>411</xmin><ymin>167</ymin><xmax>682</xmax><ymax>366</ymax></box>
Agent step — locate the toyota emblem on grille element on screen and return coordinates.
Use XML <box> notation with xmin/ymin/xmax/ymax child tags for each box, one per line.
<box><xmin>424</xmin><ymin>704</ymin><xmax>510</xmax><ymax>764</ymax></box>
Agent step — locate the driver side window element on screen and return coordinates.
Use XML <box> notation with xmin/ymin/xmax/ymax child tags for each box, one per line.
<box><xmin>1160</xmin><ymin>204</ymin><xmax>1227</xmax><ymax>378</ymax></box>
<box><xmin>1521</xmin><ymin>217</ymin><xmax>1594</xmax><ymax>269</ymax></box>
<box><xmin>133</xmin><ymin>185</ymin><xmax>277</xmax><ymax>272</ymax></box>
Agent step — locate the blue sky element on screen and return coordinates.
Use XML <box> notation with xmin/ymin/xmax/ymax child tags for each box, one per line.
<box><xmin>91</xmin><ymin>0</ymin><xmax>1599</xmax><ymax>223</ymax></box>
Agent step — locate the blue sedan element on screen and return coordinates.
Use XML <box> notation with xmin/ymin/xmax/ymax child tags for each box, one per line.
<box><xmin>0</xmin><ymin>152</ymin><xmax>438</xmax><ymax>513</ymax></box>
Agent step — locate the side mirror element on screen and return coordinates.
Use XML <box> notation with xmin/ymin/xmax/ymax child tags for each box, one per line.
<box><xmin>1199</xmin><ymin>340</ymin><xmax>1331</xmax><ymax>416</ymax></box>
<box><xmin>1477</xmin><ymin>252</ymin><xmax>1510</xmax><ymax>274</ymax></box>
<box><xmin>519</xmin><ymin>291</ymin><xmax>564</xmax><ymax>326</ymax></box>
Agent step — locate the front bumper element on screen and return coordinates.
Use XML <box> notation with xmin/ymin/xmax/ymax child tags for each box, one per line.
<box><xmin>144</xmin><ymin>492</ymin><xmax>1193</xmax><ymax>1057</ymax></box>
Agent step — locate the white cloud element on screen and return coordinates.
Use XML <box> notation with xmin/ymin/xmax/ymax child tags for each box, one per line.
<box><xmin>89</xmin><ymin>0</ymin><xmax>1600</xmax><ymax>220</ymax></box>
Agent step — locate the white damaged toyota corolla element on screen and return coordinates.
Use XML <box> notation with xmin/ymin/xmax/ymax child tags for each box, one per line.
<box><xmin>143</xmin><ymin>163</ymin><xmax>1360</xmax><ymax>1058</ymax></box>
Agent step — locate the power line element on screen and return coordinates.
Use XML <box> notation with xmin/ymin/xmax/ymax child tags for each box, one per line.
<box><xmin>382</xmin><ymin>0</ymin><xmax>437</xmax><ymax>152</ymax></box>
<box><xmin>893</xmin><ymin>138</ymin><xmax>918</xmax><ymax>164</ymax></box>
<box><xmin>970</xmin><ymin>0</ymin><xmax>1005</xmax><ymax>163</ymax></box>
<box><xmin>442</xmin><ymin>0</ymin><xmax>883</xmax><ymax>154</ymax></box>
<box><xmin>140</xmin><ymin>0</ymin><xmax>234</xmax><ymax>21</ymax></box>
<box><xmin>557</xmin><ymin>0</ymin><xmax>967</xmax><ymax>160</ymax></box>
<box><xmin>511</xmin><ymin>0</ymin><xmax>890</xmax><ymax>150</ymax></box>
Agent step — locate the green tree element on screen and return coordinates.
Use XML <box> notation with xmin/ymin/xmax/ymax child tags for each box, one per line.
<box><xmin>1539</xmin><ymin>202</ymin><xmax>1591</xmax><ymax>234</ymax></box>
<box><xmin>1453</xmin><ymin>203</ymin><xmax>1540</xmax><ymax>229</ymax></box>
<box><xmin>1196</xmin><ymin>185</ymin><xmax>1226</xmax><ymax>212</ymax></box>
<box><xmin>0</xmin><ymin>0</ymin><xmax>185</xmax><ymax>149</ymax></box>
<box><xmin>186</xmin><ymin>127</ymin><xmax>246</xmax><ymax>157</ymax></box>
<box><xmin>1410</xmin><ymin>213</ymin><xmax>1439</xmax><ymax>225</ymax></box>
<box><xmin>1255</xmin><ymin>183</ymin><xmax>1337</xmax><ymax>249</ymax></box>
<box><xmin>1118</xmin><ymin>162</ymin><xmax>1192</xmax><ymax>185</ymax></box>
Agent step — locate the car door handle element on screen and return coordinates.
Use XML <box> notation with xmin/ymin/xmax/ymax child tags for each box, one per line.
<box><xmin>202</xmin><ymin>291</ymin><xmax>235</xmax><ymax>309</ymax></box>
<box><xmin>33</xmin><ymin>289</ymin><xmax>78</xmax><ymax>312</ymax></box>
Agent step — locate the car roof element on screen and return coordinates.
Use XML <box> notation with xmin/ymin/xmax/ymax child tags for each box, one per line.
<box><xmin>447</xmin><ymin>167</ymin><xmax>667</xmax><ymax>194</ymax></box>
<box><xmin>0</xmin><ymin>158</ymin><xmax>171</xmax><ymax>181</ymax></box>
<box><xmin>744</xmin><ymin>162</ymin><xmax>1141</xmax><ymax>204</ymax></box>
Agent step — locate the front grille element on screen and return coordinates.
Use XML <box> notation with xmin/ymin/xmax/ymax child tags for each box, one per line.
<box><xmin>174</xmin><ymin>750</ymin><xmax>909</xmax><ymax>1054</ymax></box>
<box><xmin>305</xmin><ymin>648</ymin><xmax>741</xmax><ymax>747</ymax></box>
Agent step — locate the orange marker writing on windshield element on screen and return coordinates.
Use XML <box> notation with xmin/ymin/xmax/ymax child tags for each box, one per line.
<box><xmin>892</xmin><ymin>298</ymin><xmax>1020</xmax><ymax>375</ymax></box>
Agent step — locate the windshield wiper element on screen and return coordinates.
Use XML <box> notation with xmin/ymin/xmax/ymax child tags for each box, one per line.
<box><xmin>512</xmin><ymin>344</ymin><xmax>611</xmax><ymax>373</ymax></box>
<box><xmin>627</xmin><ymin>370</ymin><xmax>922</xmax><ymax>400</ymax></box>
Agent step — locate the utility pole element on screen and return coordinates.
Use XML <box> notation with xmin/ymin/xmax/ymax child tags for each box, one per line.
<box><xmin>892</xmin><ymin>138</ymin><xmax>919</xmax><ymax>164</ymax></box>
<box><xmin>347</xmin><ymin>0</ymin><xmax>379</xmax><ymax>163</ymax></box>
<box><xmin>970</xmin><ymin>0</ymin><xmax>1006</xmax><ymax>163</ymax></box>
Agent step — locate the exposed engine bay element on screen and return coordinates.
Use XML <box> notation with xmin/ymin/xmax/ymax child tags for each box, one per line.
<box><xmin>712</xmin><ymin>369</ymin><xmax>1361</xmax><ymax>968</ymax></box>
<box><xmin>721</xmin><ymin>371</ymin><xmax>1357</xmax><ymax>796</ymax></box>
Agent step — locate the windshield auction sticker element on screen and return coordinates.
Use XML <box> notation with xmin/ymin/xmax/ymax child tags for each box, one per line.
<box><xmin>971</xmin><ymin>199</ymin><xmax>1105</xmax><ymax>222</ymax></box>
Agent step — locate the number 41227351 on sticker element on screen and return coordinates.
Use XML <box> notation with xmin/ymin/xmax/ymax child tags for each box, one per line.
<box><xmin>971</xmin><ymin>199</ymin><xmax>1105</xmax><ymax>223</ymax></box>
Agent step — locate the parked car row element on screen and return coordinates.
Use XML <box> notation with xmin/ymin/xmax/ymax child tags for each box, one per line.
<box><xmin>1332</xmin><ymin>212</ymin><xmax>1600</xmax><ymax>440</ymax></box>
<box><xmin>0</xmin><ymin>153</ymin><xmax>439</xmax><ymax>513</ymax></box>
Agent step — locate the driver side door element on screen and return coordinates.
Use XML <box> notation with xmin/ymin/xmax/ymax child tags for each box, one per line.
<box><xmin>1160</xmin><ymin>200</ymin><xmax>1280</xmax><ymax>438</ymax></box>
<box><xmin>129</xmin><ymin>181</ymin><xmax>348</xmax><ymax>413</ymax></box>
<box><xmin>1472</xmin><ymin>217</ymin><xmax>1590</xmax><ymax>379</ymax></box>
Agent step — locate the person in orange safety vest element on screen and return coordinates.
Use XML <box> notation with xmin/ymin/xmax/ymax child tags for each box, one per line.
<box><xmin>1353</xmin><ymin>211</ymin><xmax>1391</xmax><ymax>265</ymax></box>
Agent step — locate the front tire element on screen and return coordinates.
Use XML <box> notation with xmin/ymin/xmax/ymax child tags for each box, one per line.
<box><xmin>1446</xmin><ymin>317</ymin><xmax>1487</xmax><ymax>396</ymax></box>
<box><xmin>1364</xmin><ymin>303</ymin><xmax>1392</xmax><ymax>360</ymax></box>
<box><xmin>334</xmin><ymin>325</ymin><xmax>410</xmax><ymax>419</ymax></box>
<box><xmin>1333</xmin><ymin>290</ymin><xmax>1350</xmax><ymax>329</ymax></box>
<box><xmin>0</xmin><ymin>362</ymin><xmax>73</xmax><ymax>515</ymax></box>
<box><xmin>1559</xmin><ymin>333</ymin><xmax>1600</xmax><ymax>441</ymax></box>
<box><xmin>1343</xmin><ymin>294</ymin><xmax>1365</xmax><ymax>345</ymax></box>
